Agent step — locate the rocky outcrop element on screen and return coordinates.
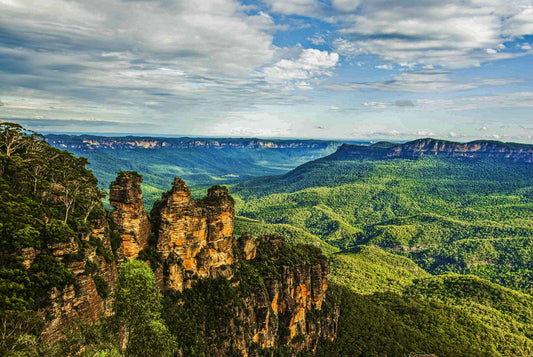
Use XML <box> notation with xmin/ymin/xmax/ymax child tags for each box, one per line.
<box><xmin>36</xmin><ymin>173</ymin><xmax>338</xmax><ymax>353</ymax></box>
<box><xmin>40</xmin><ymin>218</ymin><xmax>118</xmax><ymax>343</ymax></box>
<box><xmin>109</xmin><ymin>172</ymin><xmax>151</xmax><ymax>260</ymax></box>
<box><xmin>244</xmin><ymin>235</ymin><xmax>337</xmax><ymax>354</ymax></box>
<box><xmin>334</xmin><ymin>138</ymin><xmax>533</xmax><ymax>162</ymax></box>
<box><xmin>151</xmin><ymin>178</ymin><xmax>236</xmax><ymax>291</ymax></box>
<box><xmin>174</xmin><ymin>234</ymin><xmax>338</xmax><ymax>356</ymax></box>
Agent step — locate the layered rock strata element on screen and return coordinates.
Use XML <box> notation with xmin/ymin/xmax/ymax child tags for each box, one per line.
<box><xmin>40</xmin><ymin>218</ymin><xmax>118</xmax><ymax>343</ymax></box>
<box><xmin>109</xmin><ymin>172</ymin><xmax>151</xmax><ymax>260</ymax></box>
<box><xmin>151</xmin><ymin>178</ymin><xmax>236</xmax><ymax>291</ymax></box>
<box><xmin>244</xmin><ymin>235</ymin><xmax>337</xmax><ymax>354</ymax></box>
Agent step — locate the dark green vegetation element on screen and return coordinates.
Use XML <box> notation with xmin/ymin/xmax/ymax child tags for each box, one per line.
<box><xmin>45</xmin><ymin>134</ymin><xmax>351</xmax><ymax>206</ymax></box>
<box><xmin>318</xmin><ymin>281</ymin><xmax>533</xmax><ymax>357</ymax></box>
<box><xmin>232</xmin><ymin>139</ymin><xmax>533</xmax><ymax>355</ymax></box>
<box><xmin>0</xmin><ymin>122</ymin><xmax>110</xmax><ymax>312</ymax></box>
<box><xmin>4</xmin><ymin>124</ymin><xmax>533</xmax><ymax>356</ymax></box>
<box><xmin>234</xmin><ymin>144</ymin><xmax>533</xmax><ymax>293</ymax></box>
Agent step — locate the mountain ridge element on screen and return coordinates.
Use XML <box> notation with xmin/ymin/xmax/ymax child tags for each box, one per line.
<box><xmin>335</xmin><ymin>138</ymin><xmax>533</xmax><ymax>162</ymax></box>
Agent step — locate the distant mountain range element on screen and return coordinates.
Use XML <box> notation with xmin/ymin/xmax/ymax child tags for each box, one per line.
<box><xmin>44</xmin><ymin>134</ymin><xmax>367</xmax><ymax>206</ymax></box>
<box><xmin>45</xmin><ymin>134</ymin><xmax>365</xmax><ymax>150</ymax></box>
<box><xmin>334</xmin><ymin>138</ymin><xmax>533</xmax><ymax>162</ymax></box>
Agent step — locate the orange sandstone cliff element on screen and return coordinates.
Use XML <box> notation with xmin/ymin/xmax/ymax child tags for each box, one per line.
<box><xmin>39</xmin><ymin>172</ymin><xmax>337</xmax><ymax>354</ymax></box>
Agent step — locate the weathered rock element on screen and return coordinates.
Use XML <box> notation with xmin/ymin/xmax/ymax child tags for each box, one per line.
<box><xmin>239</xmin><ymin>233</ymin><xmax>257</xmax><ymax>260</ymax></box>
<box><xmin>109</xmin><ymin>172</ymin><xmax>151</xmax><ymax>260</ymax></box>
<box><xmin>152</xmin><ymin>178</ymin><xmax>236</xmax><ymax>291</ymax></box>
<box><xmin>40</xmin><ymin>218</ymin><xmax>118</xmax><ymax>343</ymax></box>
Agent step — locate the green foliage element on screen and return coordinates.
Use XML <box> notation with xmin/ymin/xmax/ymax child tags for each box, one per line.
<box><xmin>234</xmin><ymin>155</ymin><xmax>533</xmax><ymax>291</ymax></box>
<box><xmin>329</xmin><ymin>246</ymin><xmax>429</xmax><ymax>294</ymax></box>
<box><xmin>45</xmin><ymin>219</ymin><xmax>75</xmax><ymax>243</ymax></box>
<box><xmin>317</xmin><ymin>283</ymin><xmax>533</xmax><ymax>357</ymax></box>
<box><xmin>234</xmin><ymin>216</ymin><xmax>339</xmax><ymax>256</ymax></box>
<box><xmin>115</xmin><ymin>260</ymin><xmax>175</xmax><ymax>357</ymax></box>
<box><xmin>125</xmin><ymin>320</ymin><xmax>176</xmax><ymax>357</ymax></box>
<box><xmin>84</xmin><ymin>259</ymin><xmax>98</xmax><ymax>275</ymax></box>
<box><xmin>92</xmin><ymin>275</ymin><xmax>110</xmax><ymax>299</ymax></box>
<box><xmin>0</xmin><ymin>310</ymin><xmax>43</xmax><ymax>357</ymax></box>
<box><xmin>0</xmin><ymin>121</ymin><xmax>109</xmax><ymax>312</ymax></box>
<box><xmin>137</xmin><ymin>245</ymin><xmax>162</xmax><ymax>269</ymax></box>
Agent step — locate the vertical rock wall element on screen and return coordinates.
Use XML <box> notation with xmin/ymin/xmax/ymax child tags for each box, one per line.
<box><xmin>151</xmin><ymin>178</ymin><xmax>236</xmax><ymax>291</ymax></box>
<box><xmin>40</xmin><ymin>218</ymin><xmax>118</xmax><ymax>343</ymax></box>
<box><xmin>109</xmin><ymin>172</ymin><xmax>151</xmax><ymax>261</ymax></box>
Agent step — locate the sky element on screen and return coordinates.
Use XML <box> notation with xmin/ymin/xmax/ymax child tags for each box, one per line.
<box><xmin>0</xmin><ymin>0</ymin><xmax>532</xmax><ymax>142</ymax></box>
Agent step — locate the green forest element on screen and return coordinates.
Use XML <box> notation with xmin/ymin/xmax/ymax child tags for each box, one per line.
<box><xmin>2</xmin><ymin>123</ymin><xmax>533</xmax><ymax>356</ymax></box>
<box><xmin>233</xmin><ymin>152</ymin><xmax>533</xmax><ymax>293</ymax></box>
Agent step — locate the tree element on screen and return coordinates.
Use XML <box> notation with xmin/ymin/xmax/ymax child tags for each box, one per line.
<box><xmin>0</xmin><ymin>122</ymin><xmax>26</xmax><ymax>157</ymax></box>
<box><xmin>115</xmin><ymin>260</ymin><xmax>176</xmax><ymax>357</ymax></box>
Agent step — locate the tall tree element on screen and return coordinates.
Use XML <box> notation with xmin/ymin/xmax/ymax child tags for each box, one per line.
<box><xmin>115</xmin><ymin>260</ymin><xmax>176</xmax><ymax>357</ymax></box>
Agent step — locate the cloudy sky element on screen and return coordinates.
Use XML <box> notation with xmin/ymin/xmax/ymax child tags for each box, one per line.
<box><xmin>0</xmin><ymin>0</ymin><xmax>532</xmax><ymax>142</ymax></box>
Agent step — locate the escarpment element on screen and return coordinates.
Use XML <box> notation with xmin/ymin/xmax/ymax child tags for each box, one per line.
<box><xmin>40</xmin><ymin>217</ymin><xmax>118</xmax><ymax>343</ymax></box>
<box><xmin>334</xmin><ymin>138</ymin><xmax>533</xmax><ymax>162</ymax></box>
<box><xmin>104</xmin><ymin>173</ymin><xmax>338</xmax><ymax>354</ymax></box>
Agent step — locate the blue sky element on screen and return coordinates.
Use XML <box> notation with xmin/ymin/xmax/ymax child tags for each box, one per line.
<box><xmin>0</xmin><ymin>0</ymin><xmax>532</xmax><ymax>142</ymax></box>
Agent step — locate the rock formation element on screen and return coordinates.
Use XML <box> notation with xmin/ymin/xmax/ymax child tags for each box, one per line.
<box><xmin>238</xmin><ymin>235</ymin><xmax>337</xmax><ymax>354</ymax></box>
<box><xmin>109</xmin><ymin>171</ymin><xmax>151</xmax><ymax>260</ymax></box>
<box><xmin>151</xmin><ymin>178</ymin><xmax>236</xmax><ymax>291</ymax></box>
<box><xmin>40</xmin><ymin>218</ymin><xmax>118</xmax><ymax>343</ymax></box>
<box><xmin>34</xmin><ymin>173</ymin><xmax>338</xmax><ymax>353</ymax></box>
<box><xmin>107</xmin><ymin>174</ymin><xmax>337</xmax><ymax>355</ymax></box>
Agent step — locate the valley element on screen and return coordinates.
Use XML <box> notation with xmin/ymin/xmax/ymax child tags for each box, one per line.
<box><xmin>2</xmin><ymin>124</ymin><xmax>533</xmax><ymax>356</ymax></box>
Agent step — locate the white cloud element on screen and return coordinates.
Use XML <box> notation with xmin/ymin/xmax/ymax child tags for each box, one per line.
<box><xmin>263</xmin><ymin>0</ymin><xmax>320</xmax><ymax>16</ymax></box>
<box><xmin>308</xmin><ymin>34</ymin><xmax>326</xmax><ymax>45</ymax></box>
<box><xmin>332</xmin><ymin>0</ymin><xmax>533</xmax><ymax>69</ymax></box>
<box><xmin>263</xmin><ymin>48</ymin><xmax>339</xmax><ymax>89</ymax></box>
<box><xmin>331</xmin><ymin>0</ymin><xmax>361</xmax><ymax>12</ymax></box>
<box><xmin>332</xmin><ymin>38</ymin><xmax>365</xmax><ymax>57</ymax></box>
<box><xmin>327</xmin><ymin>70</ymin><xmax>521</xmax><ymax>93</ymax></box>
<box><xmin>375</xmin><ymin>64</ymin><xmax>393</xmax><ymax>70</ymax></box>
<box><xmin>416</xmin><ymin>92</ymin><xmax>533</xmax><ymax>111</ymax></box>
<box><xmin>0</xmin><ymin>0</ymin><xmax>276</xmax><ymax>75</ymax></box>
<box><xmin>505</xmin><ymin>6</ymin><xmax>533</xmax><ymax>37</ymax></box>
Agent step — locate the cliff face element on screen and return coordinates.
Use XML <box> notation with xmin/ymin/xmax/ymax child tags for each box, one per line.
<box><xmin>109</xmin><ymin>172</ymin><xmax>151</xmax><ymax>260</ymax></box>
<box><xmin>107</xmin><ymin>174</ymin><xmax>337</xmax><ymax>355</ymax></box>
<box><xmin>238</xmin><ymin>235</ymin><xmax>337</xmax><ymax>354</ymax></box>
<box><xmin>35</xmin><ymin>173</ymin><xmax>337</xmax><ymax>353</ymax></box>
<box><xmin>335</xmin><ymin>138</ymin><xmax>533</xmax><ymax>162</ymax></box>
<box><xmin>45</xmin><ymin>135</ymin><xmax>338</xmax><ymax>151</ymax></box>
<box><xmin>151</xmin><ymin>178</ymin><xmax>236</xmax><ymax>291</ymax></box>
<box><xmin>40</xmin><ymin>218</ymin><xmax>118</xmax><ymax>343</ymax></box>
<box><xmin>167</xmin><ymin>234</ymin><xmax>338</xmax><ymax>356</ymax></box>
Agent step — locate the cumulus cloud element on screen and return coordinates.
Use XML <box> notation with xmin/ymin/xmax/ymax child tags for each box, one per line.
<box><xmin>263</xmin><ymin>48</ymin><xmax>339</xmax><ymax>89</ymax></box>
<box><xmin>375</xmin><ymin>64</ymin><xmax>393</xmax><ymax>70</ymax></box>
<box><xmin>327</xmin><ymin>70</ymin><xmax>521</xmax><ymax>93</ymax></box>
<box><xmin>332</xmin><ymin>0</ymin><xmax>533</xmax><ymax>69</ymax></box>
<box><xmin>0</xmin><ymin>0</ymin><xmax>299</xmax><ymax>127</ymax></box>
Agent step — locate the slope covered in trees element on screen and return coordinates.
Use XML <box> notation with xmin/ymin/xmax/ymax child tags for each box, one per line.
<box><xmin>233</xmin><ymin>144</ymin><xmax>533</xmax><ymax>292</ymax></box>
<box><xmin>3</xmin><ymin>124</ymin><xmax>533</xmax><ymax>356</ymax></box>
<box><xmin>45</xmin><ymin>134</ymin><xmax>350</xmax><ymax>207</ymax></box>
<box><xmin>0</xmin><ymin>122</ymin><xmax>109</xmax><ymax>311</ymax></box>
